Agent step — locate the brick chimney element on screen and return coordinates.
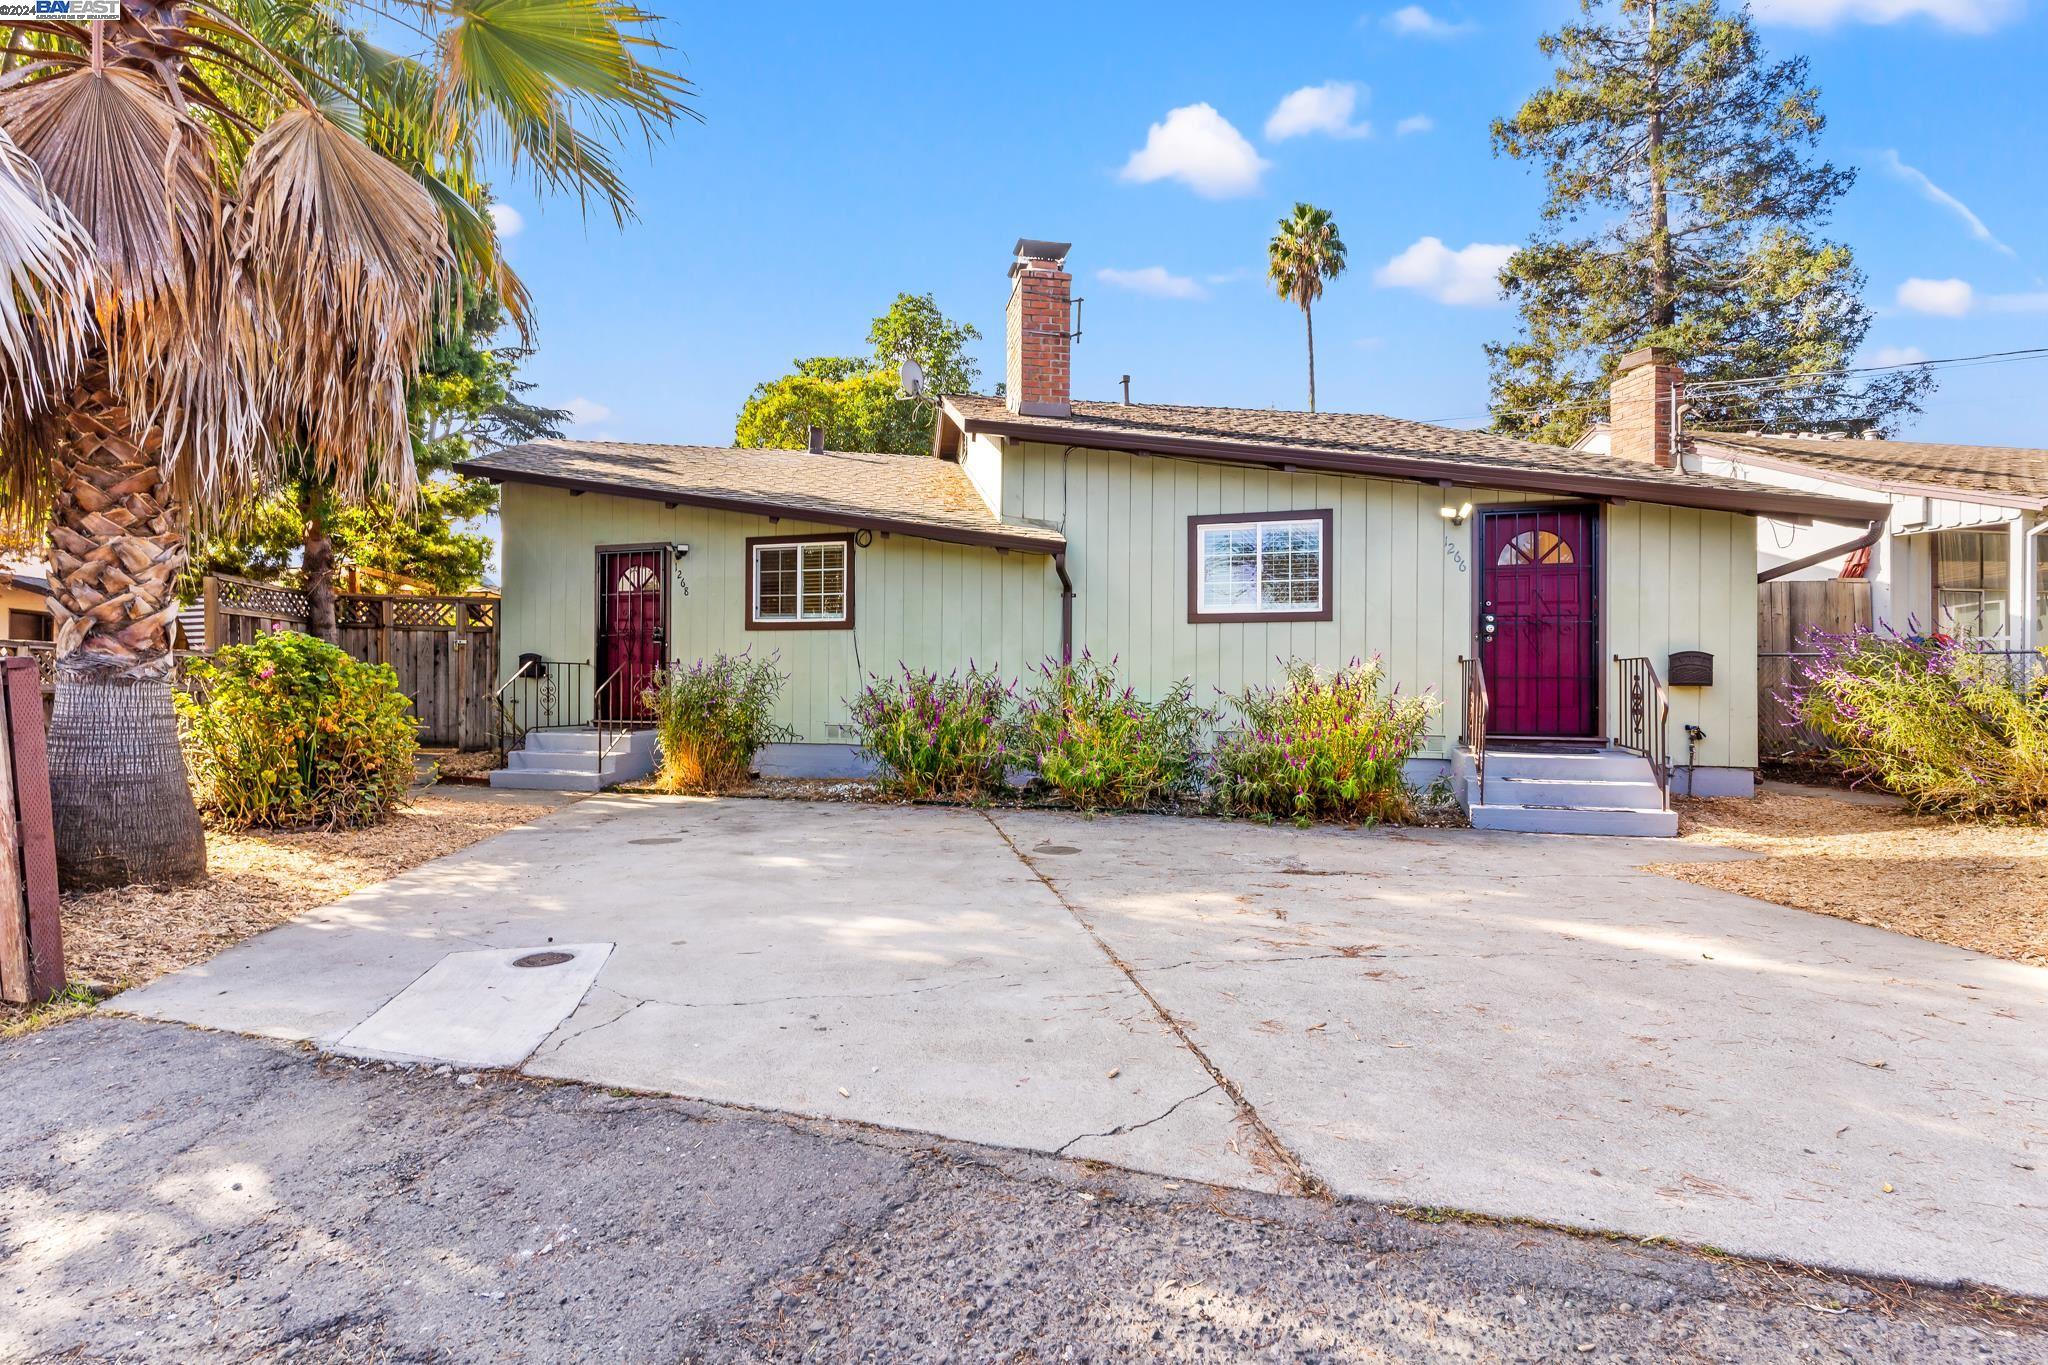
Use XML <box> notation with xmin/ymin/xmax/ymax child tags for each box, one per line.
<box><xmin>1006</xmin><ymin>239</ymin><xmax>1073</xmax><ymax>417</ymax></box>
<box><xmin>1608</xmin><ymin>347</ymin><xmax>1682</xmax><ymax>468</ymax></box>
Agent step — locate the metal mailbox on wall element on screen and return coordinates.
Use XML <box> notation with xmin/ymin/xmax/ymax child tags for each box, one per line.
<box><xmin>1668</xmin><ymin>650</ymin><xmax>1714</xmax><ymax>687</ymax></box>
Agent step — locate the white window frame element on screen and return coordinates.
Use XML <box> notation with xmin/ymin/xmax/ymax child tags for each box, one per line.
<box><xmin>750</xmin><ymin>537</ymin><xmax>850</xmax><ymax>627</ymax></box>
<box><xmin>1190</xmin><ymin>512</ymin><xmax>1331</xmax><ymax>621</ymax></box>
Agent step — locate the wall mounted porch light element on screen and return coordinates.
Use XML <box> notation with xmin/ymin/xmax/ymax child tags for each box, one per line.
<box><xmin>1438</xmin><ymin>502</ymin><xmax>1474</xmax><ymax>527</ymax></box>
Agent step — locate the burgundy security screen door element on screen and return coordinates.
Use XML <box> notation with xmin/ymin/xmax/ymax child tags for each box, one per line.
<box><xmin>1478</xmin><ymin>507</ymin><xmax>1599</xmax><ymax>739</ymax></box>
<box><xmin>596</xmin><ymin>547</ymin><xmax>666</xmax><ymax>723</ymax></box>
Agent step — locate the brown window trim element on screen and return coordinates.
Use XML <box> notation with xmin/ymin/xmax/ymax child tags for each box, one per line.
<box><xmin>1186</xmin><ymin>509</ymin><xmax>1335</xmax><ymax>624</ymax></box>
<box><xmin>745</xmin><ymin>532</ymin><xmax>857</xmax><ymax>631</ymax></box>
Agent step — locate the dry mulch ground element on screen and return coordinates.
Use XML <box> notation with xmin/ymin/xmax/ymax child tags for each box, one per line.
<box><xmin>1</xmin><ymin>793</ymin><xmax>561</xmax><ymax>1034</ymax></box>
<box><xmin>1648</xmin><ymin>790</ymin><xmax>2048</xmax><ymax>968</ymax></box>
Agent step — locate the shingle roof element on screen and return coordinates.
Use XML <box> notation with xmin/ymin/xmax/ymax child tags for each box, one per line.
<box><xmin>1692</xmin><ymin>432</ymin><xmax>2048</xmax><ymax>506</ymax></box>
<box><xmin>460</xmin><ymin>440</ymin><xmax>1065</xmax><ymax>553</ymax></box>
<box><xmin>940</xmin><ymin>395</ymin><xmax>1882</xmax><ymax>522</ymax></box>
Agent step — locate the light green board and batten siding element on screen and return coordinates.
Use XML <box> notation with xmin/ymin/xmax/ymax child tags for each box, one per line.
<box><xmin>496</xmin><ymin>480</ymin><xmax>1060</xmax><ymax>744</ymax></box>
<box><xmin>496</xmin><ymin>438</ymin><xmax>1759</xmax><ymax>769</ymax></box>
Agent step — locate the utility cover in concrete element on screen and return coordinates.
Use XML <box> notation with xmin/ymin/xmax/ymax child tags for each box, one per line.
<box><xmin>337</xmin><ymin>943</ymin><xmax>613</xmax><ymax>1068</ymax></box>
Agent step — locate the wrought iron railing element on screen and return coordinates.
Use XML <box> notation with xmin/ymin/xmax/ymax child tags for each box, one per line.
<box><xmin>1612</xmin><ymin>655</ymin><xmax>1672</xmax><ymax>809</ymax></box>
<box><xmin>492</xmin><ymin>658</ymin><xmax>641</xmax><ymax>767</ymax></box>
<box><xmin>1457</xmin><ymin>654</ymin><xmax>1489</xmax><ymax>807</ymax></box>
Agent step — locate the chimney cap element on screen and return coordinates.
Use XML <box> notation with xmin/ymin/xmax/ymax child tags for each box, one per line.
<box><xmin>806</xmin><ymin>424</ymin><xmax>825</xmax><ymax>454</ymax></box>
<box><xmin>1616</xmin><ymin>346</ymin><xmax>1676</xmax><ymax>371</ymax></box>
<box><xmin>1011</xmin><ymin>239</ymin><xmax>1072</xmax><ymax>275</ymax></box>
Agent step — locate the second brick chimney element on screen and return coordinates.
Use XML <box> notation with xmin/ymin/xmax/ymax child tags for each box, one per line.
<box><xmin>1607</xmin><ymin>347</ymin><xmax>1682</xmax><ymax>468</ymax></box>
<box><xmin>1006</xmin><ymin>239</ymin><xmax>1073</xmax><ymax>417</ymax></box>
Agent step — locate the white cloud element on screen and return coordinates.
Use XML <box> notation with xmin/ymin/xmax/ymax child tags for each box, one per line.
<box><xmin>1750</xmin><ymin>0</ymin><xmax>2018</xmax><ymax>31</ymax></box>
<box><xmin>1395</xmin><ymin>113</ymin><xmax>1435</xmax><ymax>136</ymax></box>
<box><xmin>1097</xmin><ymin>266</ymin><xmax>1207</xmax><ymax>300</ymax></box>
<box><xmin>1879</xmin><ymin>150</ymin><xmax>2012</xmax><ymax>255</ymax></box>
<box><xmin>1384</xmin><ymin>5</ymin><xmax>1474</xmax><ymax>37</ymax></box>
<box><xmin>1373</xmin><ymin>236</ymin><xmax>1514</xmax><ymax>306</ymax></box>
<box><xmin>1120</xmin><ymin>103</ymin><xmax>1270</xmax><ymax>198</ymax></box>
<box><xmin>1265</xmin><ymin>81</ymin><xmax>1372</xmax><ymax>141</ymax></box>
<box><xmin>1896</xmin><ymin>277</ymin><xmax>1974</xmax><ymax>316</ymax></box>
<box><xmin>487</xmin><ymin>203</ymin><xmax>524</xmax><ymax>239</ymax></box>
<box><xmin>561</xmin><ymin>397</ymin><xmax>612</xmax><ymax>426</ymax></box>
<box><xmin>1354</xmin><ymin>336</ymin><xmax>1387</xmax><ymax>351</ymax></box>
<box><xmin>1866</xmin><ymin>345</ymin><xmax>1929</xmax><ymax>367</ymax></box>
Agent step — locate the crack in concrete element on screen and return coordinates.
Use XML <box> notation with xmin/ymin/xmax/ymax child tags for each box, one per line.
<box><xmin>1143</xmin><ymin>952</ymin><xmax>1390</xmax><ymax>973</ymax></box>
<box><xmin>1053</xmin><ymin>1083</ymin><xmax>1220</xmax><ymax>1156</ymax></box>
<box><xmin>981</xmin><ymin>812</ymin><xmax>1328</xmax><ymax>1199</ymax></box>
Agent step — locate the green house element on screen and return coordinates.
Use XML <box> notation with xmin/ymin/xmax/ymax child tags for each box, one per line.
<box><xmin>464</xmin><ymin>240</ymin><xmax>1877</xmax><ymax>833</ymax></box>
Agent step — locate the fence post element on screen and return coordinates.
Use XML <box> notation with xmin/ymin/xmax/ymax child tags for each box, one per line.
<box><xmin>377</xmin><ymin>597</ymin><xmax>393</xmax><ymax>667</ymax></box>
<box><xmin>0</xmin><ymin>657</ymin><xmax>60</xmax><ymax>1002</ymax></box>
<box><xmin>453</xmin><ymin>600</ymin><xmax>472</xmax><ymax>752</ymax></box>
<box><xmin>201</xmin><ymin>575</ymin><xmax>220</xmax><ymax>652</ymax></box>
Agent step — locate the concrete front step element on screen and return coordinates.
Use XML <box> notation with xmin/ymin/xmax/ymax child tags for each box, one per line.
<box><xmin>1468</xmin><ymin>802</ymin><xmax>1679</xmax><ymax>838</ymax></box>
<box><xmin>1453</xmin><ymin>743</ymin><xmax>1677</xmax><ymax>837</ymax></box>
<box><xmin>489</xmin><ymin>727</ymin><xmax>660</xmax><ymax>792</ymax></box>
<box><xmin>1483</xmin><ymin>776</ymin><xmax>1668</xmax><ymax>811</ymax></box>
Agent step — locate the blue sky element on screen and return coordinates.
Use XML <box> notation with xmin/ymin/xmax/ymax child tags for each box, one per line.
<box><xmin>486</xmin><ymin>0</ymin><xmax>2048</xmax><ymax>449</ymax></box>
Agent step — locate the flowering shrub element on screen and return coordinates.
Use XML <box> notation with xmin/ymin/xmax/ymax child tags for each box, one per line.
<box><xmin>851</xmin><ymin>663</ymin><xmax>1013</xmax><ymax>800</ymax></box>
<box><xmin>1792</xmin><ymin>626</ymin><xmax>2048</xmax><ymax>818</ymax></box>
<box><xmin>645</xmin><ymin>652</ymin><xmax>797</xmax><ymax>793</ymax></box>
<box><xmin>1211</xmin><ymin>656</ymin><xmax>1436</xmax><ymax>826</ymax></box>
<box><xmin>1015</xmin><ymin>655</ymin><xmax>1211</xmax><ymax>810</ymax></box>
<box><xmin>177</xmin><ymin>631</ymin><xmax>417</xmax><ymax>829</ymax></box>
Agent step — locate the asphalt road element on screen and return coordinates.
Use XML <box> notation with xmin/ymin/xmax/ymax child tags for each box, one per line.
<box><xmin>1</xmin><ymin>1016</ymin><xmax>2039</xmax><ymax>1363</ymax></box>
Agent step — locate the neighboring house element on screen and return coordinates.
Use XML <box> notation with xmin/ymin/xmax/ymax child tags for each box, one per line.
<box><xmin>1576</xmin><ymin>405</ymin><xmax>2048</xmax><ymax>651</ymax></box>
<box><xmin>464</xmin><ymin>240</ymin><xmax>1876</xmax><ymax>831</ymax></box>
<box><xmin>0</xmin><ymin>555</ymin><xmax>54</xmax><ymax>643</ymax></box>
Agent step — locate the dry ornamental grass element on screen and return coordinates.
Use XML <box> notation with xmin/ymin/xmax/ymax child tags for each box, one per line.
<box><xmin>1649</xmin><ymin>791</ymin><xmax>2048</xmax><ymax>967</ymax></box>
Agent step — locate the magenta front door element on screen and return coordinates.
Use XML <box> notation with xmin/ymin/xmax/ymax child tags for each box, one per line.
<box><xmin>597</xmin><ymin>548</ymin><xmax>665</xmax><ymax>723</ymax></box>
<box><xmin>1478</xmin><ymin>507</ymin><xmax>1599</xmax><ymax>738</ymax></box>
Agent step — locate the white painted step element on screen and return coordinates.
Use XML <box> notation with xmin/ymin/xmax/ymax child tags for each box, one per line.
<box><xmin>489</xmin><ymin>727</ymin><xmax>660</xmax><ymax>791</ymax></box>
<box><xmin>1468</xmin><ymin>802</ymin><xmax>1679</xmax><ymax>838</ymax></box>
<box><xmin>1480</xmin><ymin>750</ymin><xmax>1656</xmax><ymax>782</ymax></box>
<box><xmin>1484</xmin><ymin>776</ymin><xmax>1668</xmax><ymax>810</ymax></box>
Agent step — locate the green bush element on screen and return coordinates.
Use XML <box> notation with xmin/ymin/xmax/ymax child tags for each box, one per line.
<box><xmin>1015</xmin><ymin>655</ymin><xmax>1211</xmax><ymax>810</ymax></box>
<box><xmin>644</xmin><ymin>653</ymin><xmax>797</xmax><ymax>793</ymax></box>
<box><xmin>1211</xmin><ymin>656</ymin><xmax>1437</xmax><ymax>826</ymax></box>
<box><xmin>177</xmin><ymin>630</ymin><xmax>417</xmax><ymax>830</ymax></box>
<box><xmin>1792</xmin><ymin>627</ymin><xmax>2048</xmax><ymax>818</ymax></box>
<box><xmin>851</xmin><ymin>663</ymin><xmax>1013</xmax><ymax>800</ymax></box>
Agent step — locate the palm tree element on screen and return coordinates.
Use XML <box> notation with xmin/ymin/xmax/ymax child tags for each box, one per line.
<box><xmin>0</xmin><ymin>0</ymin><xmax>692</xmax><ymax>887</ymax></box>
<box><xmin>1267</xmin><ymin>203</ymin><xmax>1347</xmax><ymax>412</ymax></box>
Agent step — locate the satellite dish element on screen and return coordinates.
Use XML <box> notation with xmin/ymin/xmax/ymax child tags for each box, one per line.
<box><xmin>899</xmin><ymin>357</ymin><xmax>925</xmax><ymax>398</ymax></box>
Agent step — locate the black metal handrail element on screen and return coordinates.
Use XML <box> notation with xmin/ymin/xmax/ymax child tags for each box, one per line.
<box><xmin>1457</xmin><ymin>654</ymin><xmax>1489</xmax><ymax>808</ymax></box>
<box><xmin>493</xmin><ymin>658</ymin><xmax>597</xmax><ymax>758</ymax></box>
<box><xmin>1612</xmin><ymin>655</ymin><xmax>1672</xmax><ymax>809</ymax></box>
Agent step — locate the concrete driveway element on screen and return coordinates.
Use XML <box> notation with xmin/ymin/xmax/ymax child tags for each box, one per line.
<box><xmin>117</xmin><ymin>795</ymin><xmax>2048</xmax><ymax>1295</ymax></box>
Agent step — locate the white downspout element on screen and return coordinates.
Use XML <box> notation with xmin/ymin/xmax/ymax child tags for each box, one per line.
<box><xmin>2027</xmin><ymin>519</ymin><xmax>2048</xmax><ymax>653</ymax></box>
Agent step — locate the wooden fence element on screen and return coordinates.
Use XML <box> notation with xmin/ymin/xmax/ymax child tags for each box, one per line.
<box><xmin>0</xmin><ymin>657</ymin><xmax>61</xmax><ymax>1003</ymax></box>
<box><xmin>1757</xmin><ymin>580</ymin><xmax>1874</xmax><ymax>758</ymax></box>
<box><xmin>202</xmin><ymin>575</ymin><xmax>499</xmax><ymax>749</ymax></box>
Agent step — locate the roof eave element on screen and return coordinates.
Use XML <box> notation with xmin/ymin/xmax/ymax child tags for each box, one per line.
<box><xmin>953</xmin><ymin>409</ymin><xmax>1882</xmax><ymax>523</ymax></box>
<box><xmin>458</xmin><ymin>459</ymin><xmax>1065</xmax><ymax>556</ymax></box>
<box><xmin>1693</xmin><ymin>438</ymin><xmax>2048</xmax><ymax>512</ymax></box>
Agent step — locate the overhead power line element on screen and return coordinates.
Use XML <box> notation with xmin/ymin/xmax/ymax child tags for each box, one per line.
<box><xmin>1419</xmin><ymin>344</ymin><xmax>2048</xmax><ymax>428</ymax></box>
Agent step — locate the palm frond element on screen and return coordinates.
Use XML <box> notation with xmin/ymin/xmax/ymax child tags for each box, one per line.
<box><xmin>236</xmin><ymin>106</ymin><xmax>454</xmax><ymax>505</ymax></box>
<box><xmin>423</xmin><ymin>0</ymin><xmax>695</xmax><ymax>222</ymax></box>
<box><xmin>0</xmin><ymin>123</ymin><xmax>95</xmax><ymax>430</ymax></box>
<box><xmin>0</xmin><ymin>66</ymin><xmax>262</xmax><ymax>504</ymax></box>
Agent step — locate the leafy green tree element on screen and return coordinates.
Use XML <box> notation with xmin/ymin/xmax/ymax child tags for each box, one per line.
<box><xmin>1267</xmin><ymin>204</ymin><xmax>1347</xmax><ymax>413</ymax></box>
<box><xmin>1488</xmin><ymin>0</ymin><xmax>1930</xmax><ymax>445</ymax></box>
<box><xmin>735</xmin><ymin>294</ymin><xmax>981</xmax><ymax>455</ymax></box>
